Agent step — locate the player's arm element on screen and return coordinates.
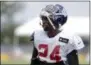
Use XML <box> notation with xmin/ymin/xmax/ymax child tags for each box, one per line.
<box><xmin>67</xmin><ymin>35</ymin><xmax>85</xmax><ymax>65</ymax></box>
<box><xmin>30</xmin><ymin>33</ymin><xmax>39</xmax><ymax>65</ymax></box>
<box><xmin>67</xmin><ymin>50</ymin><xmax>79</xmax><ymax>65</ymax></box>
<box><xmin>31</xmin><ymin>47</ymin><xmax>39</xmax><ymax>65</ymax></box>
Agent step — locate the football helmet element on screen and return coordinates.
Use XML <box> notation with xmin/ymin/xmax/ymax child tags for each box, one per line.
<box><xmin>40</xmin><ymin>4</ymin><xmax>68</xmax><ymax>30</ymax></box>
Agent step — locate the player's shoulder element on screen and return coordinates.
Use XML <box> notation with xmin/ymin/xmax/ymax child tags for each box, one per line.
<box><xmin>34</xmin><ymin>29</ymin><xmax>44</xmax><ymax>35</ymax></box>
<box><xmin>33</xmin><ymin>29</ymin><xmax>45</xmax><ymax>38</ymax></box>
<box><xmin>59</xmin><ymin>29</ymin><xmax>75</xmax><ymax>38</ymax></box>
<box><xmin>30</xmin><ymin>29</ymin><xmax>44</xmax><ymax>41</ymax></box>
<box><xmin>58</xmin><ymin>29</ymin><xmax>82</xmax><ymax>43</ymax></box>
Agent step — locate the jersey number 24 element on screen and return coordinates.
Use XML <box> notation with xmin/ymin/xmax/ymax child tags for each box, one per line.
<box><xmin>38</xmin><ymin>44</ymin><xmax>61</xmax><ymax>62</ymax></box>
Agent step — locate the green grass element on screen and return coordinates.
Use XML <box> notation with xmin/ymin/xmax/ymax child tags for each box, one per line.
<box><xmin>1</xmin><ymin>54</ymin><xmax>89</xmax><ymax>65</ymax></box>
<box><xmin>1</xmin><ymin>59</ymin><xmax>30</xmax><ymax>64</ymax></box>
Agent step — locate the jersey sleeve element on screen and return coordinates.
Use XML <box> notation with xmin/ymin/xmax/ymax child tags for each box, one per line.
<box><xmin>63</xmin><ymin>34</ymin><xmax>85</xmax><ymax>55</ymax></box>
<box><xmin>73</xmin><ymin>35</ymin><xmax>85</xmax><ymax>50</ymax></box>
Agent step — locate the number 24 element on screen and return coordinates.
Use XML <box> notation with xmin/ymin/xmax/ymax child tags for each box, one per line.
<box><xmin>38</xmin><ymin>44</ymin><xmax>61</xmax><ymax>62</ymax></box>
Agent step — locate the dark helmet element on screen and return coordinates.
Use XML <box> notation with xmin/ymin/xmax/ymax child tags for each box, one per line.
<box><xmin>40</xmin><ymin>4</ymin><xmax>68</xmax><ymax>29</ymax></box>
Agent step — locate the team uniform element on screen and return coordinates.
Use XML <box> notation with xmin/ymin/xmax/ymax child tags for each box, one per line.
<box><xmin>30</xmin><ymin>4</ymin><xmax>85</xmax><ymax>65</ymax></box>
<box><xmin>30</xmin><ymin>29</ymin><xmax>84</xmax><ymax>65</ymax></box>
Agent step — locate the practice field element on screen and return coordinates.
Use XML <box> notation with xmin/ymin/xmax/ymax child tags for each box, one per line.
<box><xmin>1</xmin><ymin>53</ymin><xmax>89</xmax><ymax>65</ymax></box>
<box><xmin>1</xmin><ymin>53</ymin><xmax>30</xmax><ymax>64</ymax></box>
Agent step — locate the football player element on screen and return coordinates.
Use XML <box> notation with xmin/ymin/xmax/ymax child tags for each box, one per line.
<box><xmin>30</xmin><ymin>4</ymin><xmax>85</xmax><ymax>65</ymax></box>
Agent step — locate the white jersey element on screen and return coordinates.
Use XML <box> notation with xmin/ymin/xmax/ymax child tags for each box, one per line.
<box><xmin>33</xmin><ymin>30</ymin><xmax>84</xmax><ymax>63</ymax></box>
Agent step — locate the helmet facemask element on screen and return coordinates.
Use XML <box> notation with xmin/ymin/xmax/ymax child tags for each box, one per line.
<box><xmin>40</xmin><ymin>11</ymin><xmax>57</xmax><ymax>32</ymax></box>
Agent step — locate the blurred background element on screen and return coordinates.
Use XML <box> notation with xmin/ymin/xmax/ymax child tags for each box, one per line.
<box><xmin>1</xmin><ymin>2</ymin><xmax>90</xmax><ymax>65</ymax></box>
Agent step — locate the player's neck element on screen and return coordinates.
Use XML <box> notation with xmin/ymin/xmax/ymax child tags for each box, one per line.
<box><xmin>47</xmin><ymin>30</ymin><xmax>60</xmax><ymax>38</ymax></box>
